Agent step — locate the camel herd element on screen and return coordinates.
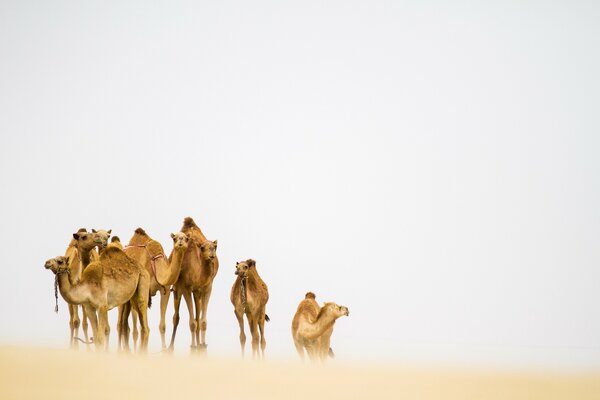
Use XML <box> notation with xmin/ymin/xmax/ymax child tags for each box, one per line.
<box><xmin>43</xmin><ymin>217</ymin><xmax>349</xmax><ymax>361</ymax></box>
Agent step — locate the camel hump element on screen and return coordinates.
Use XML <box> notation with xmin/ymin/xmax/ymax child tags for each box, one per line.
<box><xmin>111</xmin><ymin>236</ymin><xmax>121</xmax><ymax>243</ymax></box>
<box><xmin>305</xmin><ymin>292</ymin><xmax>316</xmax><ymax>300</ymax></box>
<box><xmin>100</xmin><ymin>246</ymin><xmax>135</xmax><ymax>266</ymax></box>
<box><xmin>182</xmin><ymin>217</ymin><xmax>198</xmax><ymax>229</ymax></box>
<box><xmin>134</xmin><ymin>227</ymin><xmax>147</xmax><ymax>235</ymax></box>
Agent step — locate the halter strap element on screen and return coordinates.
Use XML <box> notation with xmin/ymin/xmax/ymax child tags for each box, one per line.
<box><xmin>123</xmin><ymin>242</ymin><xmax>168</xmax><ymax>294</ymax></box>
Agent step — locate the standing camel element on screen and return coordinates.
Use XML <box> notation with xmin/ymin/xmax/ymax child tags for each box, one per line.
<box><xmin>169</xmin><ymin>217</ymin><xmax>219</xmax><ymax>352</ymax></box>
<box><xmin>71</xmin><ymin>229</ymin><xmax>112</xmax><ymax>346</ymax></box>
<box><xmin>291</xmin><ymin>294</ymin><xmax>349</xmax><ymax>362</ymax></box>
<box><xmin>118</xmin><ymin>228</ymin><xmax>189</xmax><ymax>351</ymax></box>
<box><xmin>230</xmin><ymin>259</ymin><xmax>270</xmax><ymax>359</ymax></box>
<box><xmin>62</xmin><ymin>228</ymin><xmax>97</xmax><ymax>348</ymax></box>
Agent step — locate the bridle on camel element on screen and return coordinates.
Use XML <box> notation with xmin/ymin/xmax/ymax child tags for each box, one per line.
<box><xmin>53</xmin><ymin>246</ymin><xmax>80</xmax><ymax>314</ymax></box>
<box><xmin>123</xmin><ymin>242</ymin><xmax>169</xmax><ymax>295</ymax></box>
<box><xmin>240</xmin><ymin>276</ymin><xmax>248</xmax><ymax>313</ymax></box>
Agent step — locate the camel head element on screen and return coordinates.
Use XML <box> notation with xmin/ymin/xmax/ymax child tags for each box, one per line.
<box><xmin>198</xmin><ymin>239</ymin><xmax>218</xmax><ymax>261</ymax></box>
<box><xmin>170</xmin><ymin>232</ymin><xmax>190</xmax><ymax>250</ymax></box>
<box><xmin>321</xmin><ymin>302</ymin><xmax>350</xmax><ymax>318</ymax></box>
<box><xmin>72</xmin><ymin>230</ymin><xmax>98</xmax><ymax>251</ymax></box>
<box><xmin>44</xmin><ymin>256</ymin><xmax>70</xmax><ymax>275</ymax></box>
<box><xmin>235</xmin><ymin>259</ymin><xmax>255</xmax><ymax>277</ymax></box>
<box><xmin>91</xmin><ymin>229</ymin><xmax>112</xmax><ymax>250</ymax></box>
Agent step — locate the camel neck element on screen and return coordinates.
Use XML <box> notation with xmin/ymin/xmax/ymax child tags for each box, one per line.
<box><xmin>78</xmin><ymin>246</ymin><xmax>93</xmax><ymax>268</ymax></box>
<box><xmin>56</xmin><ymin>271</ymin><xmax>86</xmax><ymax>305</ymax></box>
<box><xmin>301</xmin><ymin>310</ymin><xmax>337</xmax><ymax>340</ymax></box>
<box><xmin>158</xmin><ymin>246</ymin><xmax>185</xmax><ymax>286</ymax></box>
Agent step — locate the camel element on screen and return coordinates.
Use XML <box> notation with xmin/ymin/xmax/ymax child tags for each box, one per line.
<box><xmin>62</xmin><ymin>228</ymin><xmax>98</xmax><ymax>349</ymax></box>
<box><xmin>291</xmin><ymin>293</ymin><xmax>349</xmax><ymax>362</ymax></box>
<box><xmin>45</xmin><ymin>232</ymin><xmax>151</xmax><ymax>352</ymax></box>
<box><xmin>230</xmin><ymin>259</ymin><xmax>269</xmax><ymax>359</ymax></box>
<box><xmin>70</xmin><ymin>229</ymin><xmax>113</xmax><ymax>346</ymax></box>
<box><xmin>117</xmin><ymin>228</ymin><xmax>189</xmax><ymax>351</ymax></box>
<box><xmin>169</xmin><ymin>217</ymin><xmax>219</xmax><ymax>352</ymax></box>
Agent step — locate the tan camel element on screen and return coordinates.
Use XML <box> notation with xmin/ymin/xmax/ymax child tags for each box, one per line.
<box><xmin>118</xmin><ymin>228</ymin><xmax>189</xmax><ymax>351</ymax></box>
<box><xmin>62</xmin><ymin>228</ymin><xmax>98</xmax><ymax>349</ymax></box>
<box><xmin>169</xmin><ymin>217</ymin><xmax>219</xmax><ymax>352</ymax></box>
<box><xmin>45</xmin><ymin>233</ymin><xmax>151</xmax><ymax>352</ymax></box>
<box><xmin>291</xmin><ymin>293</ymin><xmax>349</xmax><ymax>362</ymax></box>
<box><xmin>71</xmin><ymin>229</ymin><xmax>113</xmax><ymax>346</ymax></box>
<box><xmin>230</xmin><ymin>259</ymin><xmax>270</xmax><ymax>359</ymax></box>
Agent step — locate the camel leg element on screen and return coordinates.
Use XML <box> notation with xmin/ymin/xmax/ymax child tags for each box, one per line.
<box><xmin>68</xmin><ymin>304</ymin><xmax>80</xmax><ymax>349</ymax></box>
<box><xmin>159</xmin><ymin>288</ymin><xmax>171</xmax><ymax>349</ymax></box>
<box><xmin>83</xmin><ymin>304</ymin><xmax>100</xmax><ymax>351</ymax></box>
<box><xmin>248</xmin><ymin>315</ymin><xmax>259</xmax><ymax>359</ymax></box>
<box><xmin>97</xmin><ymin>305</ymin><xmax>109</xmax><ymax>351</ymax></box>
<box><xmin>198</xmin><ymin>286</ymin><xmax>212</xmax><ymax>347</ymax></box>
<box><xmin>168</xmin><ymin>289</ymin><xmax>183</xmax><ymax>351</ymax></box>
<box><xmin>234</xmin><ymin>309</ymin><xmax>246</xmax><ymax>358</ymax></box>
<box><xmin>305</xmin><ymin>342</ymin><xmax>319</xmax><ymax>363</ymax></box>
<box><xmin>131</xmin><ymin>296</ymin><xmax>149</xmax><ymax>354</ymax></box>
<box><xmin>134</xmin><ymin>273</ymin><xmax>150</xmax><ymax>353</ymax></box>
<box><xmin>81</xmin><ymin>305</ymin><xmax>90</xmax><ymax>350</ymax></box>
<box><xmin>320</xmin><ymin>333</ymin><xmax>332</xmax><ymax>361</ymax></box>
<box><xmin>117</xmin><ymin>303</ymin><xmax>132</xmax><ymax>352</ymax></box>
<box><xmin>193</xmin><ymin>293</ymin><xmax>202</xmax><ymax>350</ymax></box>
<box><xmin>131</xmin><ymin>308</ymin><xmax>139</xmax><ymax>352</ymax></box>
<box><xmin>182</xmin><ymin>291</ymin><xmax>197</xmax><ymax>351</ymax></box>
<box><xmin>258</xmin><ymin>310</ymin><xmax>267</xmax><ymax>360</ymax></box>
<box><xmin>104</xmin><ymin>319</ymin><xmax>111</xmax><ymax>351</ymax></box>
<box><xmin>294</xmin><ymin>339</ymin><xmax>305</xmax><ymax>362</ymax></box>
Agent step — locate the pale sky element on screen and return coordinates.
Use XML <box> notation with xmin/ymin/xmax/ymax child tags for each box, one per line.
<box><xmin>0</xmin><ymin>1</ymin><xmax>599</xmax><ymax>370</ymax></box>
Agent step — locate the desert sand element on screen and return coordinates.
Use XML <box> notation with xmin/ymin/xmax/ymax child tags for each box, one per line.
<box><xmin>0</xmin><ymin>346</ymin><xmax>598</xmax><ymax>400</ymax></box>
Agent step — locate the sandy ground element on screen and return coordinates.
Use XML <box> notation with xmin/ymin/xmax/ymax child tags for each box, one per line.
<box><xmin>0</xmin><ymin>346</ymin><xmax>599</xmax><ymax>400</ymax></box>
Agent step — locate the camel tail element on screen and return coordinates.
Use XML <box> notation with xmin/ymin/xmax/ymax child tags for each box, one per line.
<box><xmin>328</xmin><ymin>347</ymin><xmax>335</xmax><ymax>358</ymax></box>
<box><xmin>265</xmin><ymin>314</ymin><xmax>270</xmax><ymax>322</ymax></box>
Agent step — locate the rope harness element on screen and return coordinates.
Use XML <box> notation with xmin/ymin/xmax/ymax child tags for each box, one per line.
<box><xmin>240</xmin><ymin>276</ymin><xmax>247</xmax><ymax>313</ymax></box>
<box><xmin>123</xmin><ymin>242</ymin><xmax>169</xmax><ymax>294</ymax></box>
<box><xmin>54</xmin><ymin>274</ymin><xmax>59</xmax><ymax>313</ymax></box>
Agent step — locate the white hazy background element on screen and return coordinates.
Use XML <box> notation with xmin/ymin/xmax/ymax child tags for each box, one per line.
<box><xmin>0</xmin><ymin>1</ymin><xmax>598</xmax><ymax>370</ymax></box>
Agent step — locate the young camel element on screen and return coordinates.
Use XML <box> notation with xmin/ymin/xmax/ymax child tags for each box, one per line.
<box><xmin>44</xmin><ymin>233</ymin><xmax>151</xmax><ymax>352</ymax></box>
<box><xmin>291</xmin><ymin>294</ymin><xmax>349</xmax><ymax>362</ymax></box>
<box><xmin>230</xmin><ymin>259</ymin><xmax>270</xmax><ymax>359</ymax></box>
<box><xmin>118</xmin><ymin>229</ymin><xmax>190</xmax><ymax>351</ymax></box>
<box><xmin>169</xmin><ymin>217</ymin><xmax>219</xmax><ymax>352</ymax></box>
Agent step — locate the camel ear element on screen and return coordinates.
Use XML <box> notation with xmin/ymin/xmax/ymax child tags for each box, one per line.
<box><xmin>92</xmin><ymin>229</ymin><xmax>97</xmax><ymax>233</ymax></box>
<box><xmin>107</xmin><ymin>229</ymin><xmax>112</xmax><ymax>235</ymax></box>
<box><xmin>170</xmin><ymin>233</ymin><xmax>176</xmax><ymax>239</ymax></box>
<box><xmin>213</xmin><ymin>240</ymin><xmax>218</xmax><ymax>247</ymax></box>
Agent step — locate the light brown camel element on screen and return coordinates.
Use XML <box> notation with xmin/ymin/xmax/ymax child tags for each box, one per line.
<box><xmin>230</xmin><ymin>259</ymin><xmax>270</xmax><ymax>359</ymax></box>
<box><xmin>62</xmin><ymin>228</ymin><xmax>98</xmax><ymax>349</ymax></box>
<box><xmin>117</xmin><ymin>228</ymin><xmax>189</xmax><ymax>351</ymax></box>
<box><xmin>291</xmin><ymin>294</ymin><xmax>349</xmax><ymax>362</ymax></box>
<box><xmin>169</xmin><ymin>217</ymin><xmax>219</xmax><ymax>352</ymax></box>
<box><xmin>71</xmin><ymin>229</ymin><xmax>112</xmax><ymax>346</ymax></box>
<box><xmin>45</xmin><ymin>233</ymin><xmax>151</xmax><ymax>352</ymax></box>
